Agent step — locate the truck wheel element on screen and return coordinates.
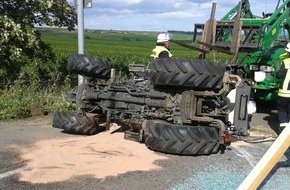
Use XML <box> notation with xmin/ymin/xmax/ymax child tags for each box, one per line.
<box><xmin>150</xmin><ymin>58</ymin><xmax>225</xmax><ymax>91</ymax></box>
<box><xmin>144</xmin><ymin>120</ymin><xmax>220</xmax><ymax>155</ymax></box>
<box><xmin>52</xmin><ymin>111</ymin><xmax>103</xmax><ymax>135</ymax></box>
<box><xmin>67</xmin><ymin>54</ymin><xmax>111</xmax><ymax>79</ymax></box>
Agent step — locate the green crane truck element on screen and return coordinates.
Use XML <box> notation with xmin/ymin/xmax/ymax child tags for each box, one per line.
<box><xmin>193</xmin><ymin>0</ymin><xmax>290</xmax><ymax>102</ymax></box>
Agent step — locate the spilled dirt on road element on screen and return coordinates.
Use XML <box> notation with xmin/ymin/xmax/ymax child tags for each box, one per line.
<box><xmin>18</xmin><ymin>124</ymin><xmax>168</xmax><ymax>184</ymax></box>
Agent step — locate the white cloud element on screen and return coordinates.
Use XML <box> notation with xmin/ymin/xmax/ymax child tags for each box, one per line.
<box><xmin>127</xmin><ymin>0</ymin><xmax>143</xmax><ymax>4</ymax></box>
<box><xmin>155</xmin><ymin>11</ymin><xmax>199</xmax><ymax>19</ymax></box>
<box><xmin>87</xmin><ymin>0</ymin><xmax>143</xmax><ymax>4</ymax></box>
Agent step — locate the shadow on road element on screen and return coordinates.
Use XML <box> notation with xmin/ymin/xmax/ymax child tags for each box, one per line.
<box><xmin>263</xmin><ymin>115</ymin><xmax>281</xmax><ymax>136</ymax></box>
<box><xmin>256</xmin><ymin>101</ymin><xmax>281</xmax><ymax>136</ymax></box>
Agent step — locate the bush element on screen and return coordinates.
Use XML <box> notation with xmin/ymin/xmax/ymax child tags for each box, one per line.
<box><xmin>0</xmin><ymin>58</ymin><xmax>74</xmax><ymax>120</ymax></box>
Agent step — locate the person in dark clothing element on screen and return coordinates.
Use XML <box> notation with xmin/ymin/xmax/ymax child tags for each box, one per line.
<box><xmin>276</xmin><ymin>42</ymin><xmax>290</xmax><ymax>129</ymax></box>
<box><xmin>150</xmin><ymin>32</ymin><xmax>172</xmax><ymax>59</ymax></box>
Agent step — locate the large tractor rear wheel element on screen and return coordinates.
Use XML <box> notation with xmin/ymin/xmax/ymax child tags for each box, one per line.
<box><xmin>52</xmin><ymin>111</ymin><xmax>104</xmax><ymax>135</ymax></box>
<box><xmin>150</xmin><ymin>58</ymin><xmax>225</xmax><ymax>91</ymax></box>
<box><xmin>144</xmin><ymin>120</ymin><xmax>220</xmax><ymax>155</ymax></box>
<box><xmin>67</xmin><ymin>54</ymin><xmax>111</xmax><ymax>79</ymax></box>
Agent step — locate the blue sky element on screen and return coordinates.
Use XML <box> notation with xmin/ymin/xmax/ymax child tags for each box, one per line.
<box><xmin>68</xmin><ymin>0</ymin><xmax>278</xmax><ymax>32</ymax></box>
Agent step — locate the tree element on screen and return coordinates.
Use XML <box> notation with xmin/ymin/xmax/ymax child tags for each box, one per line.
<box><xmin>0</xmin><ymin>0</ymin><xmax>76</xmax><ymax>86</ymax></box>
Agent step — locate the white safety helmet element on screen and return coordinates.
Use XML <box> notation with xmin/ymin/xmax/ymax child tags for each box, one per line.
<box><xmin>157</xmin><ymin>33</ymin><xmax>171</xmax><ymax>43</ymax></box>
<box><xmin>285</xmin><ymin>42</ymin><xmax>290</xmax><ymax>53</ymax></box>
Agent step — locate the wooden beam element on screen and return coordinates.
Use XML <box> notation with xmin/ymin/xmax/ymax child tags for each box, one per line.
<box><xmin>170</xmin><ymin>40</ymin><xmax>208</xmax><ymax>53</ymax></box>
<box><xmin>237</xmin><ymin>124</ymin><xmax>290</xmax><ymax>190</ymax></box>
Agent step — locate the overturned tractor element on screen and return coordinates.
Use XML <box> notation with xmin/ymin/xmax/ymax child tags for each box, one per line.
<box><xmin>53</xmin><ymin>54</ymin><xmax>255</xmax><ymax>156</ymax></box>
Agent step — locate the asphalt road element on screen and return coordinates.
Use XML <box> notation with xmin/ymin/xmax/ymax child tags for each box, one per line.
<box><xmin>0</xmin><ymin>107</ymin><xmax>290</xmax><ymax>190</ymax></box>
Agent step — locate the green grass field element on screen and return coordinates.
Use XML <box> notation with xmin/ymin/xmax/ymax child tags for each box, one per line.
<box><xmin>39</xmin><ymin>28</ymin><xmax>232</xmax><ymax>66</ymax></box>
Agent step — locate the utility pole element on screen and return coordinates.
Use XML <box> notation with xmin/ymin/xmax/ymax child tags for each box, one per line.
<box><xmin>76</xmin><ymin>0</ymin><xmax>92</xmax><ymax>85</ymax></box>
<box><xmin>76</xmin><ymin>0</ymin><xmax>84</xmax><ymax>85</ymax></box>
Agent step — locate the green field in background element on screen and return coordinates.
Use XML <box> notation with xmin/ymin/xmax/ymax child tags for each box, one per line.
<box><xmin>39</xmin><ymin>28</ymin><xmax>232</xmax><ymax>66</ymax></box>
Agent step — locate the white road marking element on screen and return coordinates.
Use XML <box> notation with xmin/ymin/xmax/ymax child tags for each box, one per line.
<box><xmin>0</xmin><ymin>167</ymin><xmax>26</xmax><ymax>180</ymax></box>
